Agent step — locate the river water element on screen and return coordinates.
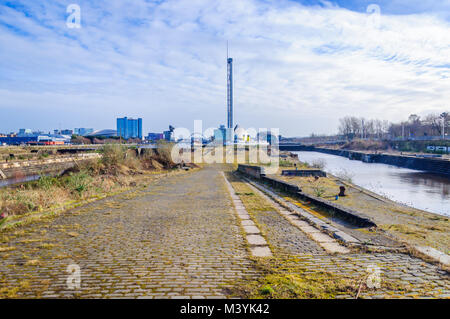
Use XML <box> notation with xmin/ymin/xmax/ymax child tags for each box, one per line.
<box><xmin>0</xmin><ymin>175</ymin><xmax>41</xmax><ymax>188</ymax></box>
<box><xmin>294</xmin><ymin>151</ymin><xmax>450</xmax><ymax>217</ymax></box>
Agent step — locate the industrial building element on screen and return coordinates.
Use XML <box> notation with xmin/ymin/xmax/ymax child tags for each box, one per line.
<box><xmin>163</xmin><ymin>125</ymin><xmax>175</xmax><ymax>142</ymax></box>
<box><xmin>0</xmin><ymin>133</ymin><xmax>70</xmax><ymax>146</ymax></box>
<box><xmin>116</xmin><ymin>117</ymin><xmax>143</xmax><ymax>140</ymax></box>
<box><xmin>146</xmin><ymin>133</ymin><xmax>164</xmax><ymax>142</ymax></box>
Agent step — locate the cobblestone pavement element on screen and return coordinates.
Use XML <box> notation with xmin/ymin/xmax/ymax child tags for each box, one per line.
<box><xmin>0</xmin><ymin>166</ymin><xmax>258</xmax><ymax>298</ymax></box>
<box><xmin>1</xmin><ymin>166</ymin><xmax>449</xmax><ymax>299</ymax></box>
<box><xmin>228</xmin><ymin>173</ymin><xmax>450</xmax><ymax>298</ymax></box>
<box><xmin>252</xmin><ymin>210</ymin><xmax>325</xmax><ymax>255</ymax></box>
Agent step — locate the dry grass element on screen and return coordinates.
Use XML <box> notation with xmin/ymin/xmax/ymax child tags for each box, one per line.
<box><xmin>0</xmin><ymin>144</ymin><xmax>177</xmax><ymax>220</ymax></box>
<box><xmin>341</xmin><ymin>139</ymin><xmax>389</xmax><ymax>151</ymax></box>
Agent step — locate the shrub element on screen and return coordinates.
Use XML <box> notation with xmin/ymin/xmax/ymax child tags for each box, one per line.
<box><xmin>279</xmin><ymin>159</ymin><xmax>293</xmax><ymax>167</ymax></box>
<box><xmin>311</xmin><ymin>159</ymin><xmax>326</xmax><ymax>170</ymax></box>
<box><xmin>75</xmin><ymin>159</ymin><xmax>102</xmax><ymax>175</ymax></box>
<box><xmin>11</xmin><ymin>191</ymin><xmax>37</xmax><ymax>213</ymax></box>
<box><xmin>124</xmin><ymin>150</ymin><xmax>142</xmax><ymax>170</ymax></box>
<box><xmin>335</xmin><ymin>169</ymin><xmax>354</xmax><ymax>183</ymax></box>
<box><xmin>100</xmin><ymin>144</ymin><xmax>127</xmax><ymax>174</ymax></box>
<box><xmin>311</xmin><ymin>181</ymin><xmax>326</xmax><ymax>197</ymax></box>
<box><xmin>260</xmin><ymin>285</ymin><xmax>274</xmax><ymax>295</ymax></box>
<box><xmin>64</xmin><ymin>171</ymin><xmax>92</xmax><ymax>196</ymax></box>
<box><xmin>155</xmin><ymin>141</ymin><xmax>175</xmax><ymax>168</ymax></box>
<box><xmin>36</xmin><ymin>174</ymin><xmax>58</xmax><ymax>190</ymax></box>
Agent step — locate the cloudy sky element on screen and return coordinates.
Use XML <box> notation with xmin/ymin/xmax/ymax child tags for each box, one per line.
<box><xmin>0</xmin><ymin>0</ymin><xmax>449</xmax><ymax>136</ymax></box>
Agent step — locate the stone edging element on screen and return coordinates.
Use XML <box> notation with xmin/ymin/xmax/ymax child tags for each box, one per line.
<box><xmin>242</xmin><ymin>176</ymin><xmax>360</xmax><ymax>248</ymax></box>
<box><xmin>221</xmin><ymin>172</ymin><xmax>272</xmax><ymax>257</ymax></box>
<box><xmin>242</xmin><ymin>176</ymin><xmax>350</xmax><ymax>254</ymax></box>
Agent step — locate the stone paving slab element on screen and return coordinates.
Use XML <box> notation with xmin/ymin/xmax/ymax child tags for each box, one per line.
<box><xmin>247</xmin><ymin>235</ymin><xmax>268</xmax><ymax>246</ymax></box>
<box><xmin>320</xmin><ymin>242</ymin><xmax>351</xmax><ymax>254</ymax></box>
<box><xmin>250</xmin><ymin>246</ymin><xmax>272</xmax><ymax>257</ymax></box>
<box><xmin>414</xmin><ymin>246</ymin><xmax>450</xmax><ymax>267</ymax></box>
<box><xmin>299</xmin><ymin>225</ymin><xmax>322</xmax><ymax>234</ymax></box>
<box><xmin>242</xmin><ymin>220</ymin><xmax>256</xmax><ymax>226</ymax></box>
<box><xmin>309</xmin><ymin>232</ymin><xmax>337</xmax><ymax>243</ymax></box>
<box><xmin>243</xmin><ymin>225</ymin><xmax>260</xmax><ymax>234</ymax></box>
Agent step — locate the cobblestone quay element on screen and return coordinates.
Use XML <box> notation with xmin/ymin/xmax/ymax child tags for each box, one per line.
<box><xmin>0</xmin><ymin>166</ymin><xmax>449</xmax><ymax>299</ymax></box>
<box><xmin>0</xmin><ymin>166</ymin><xmax>258</xmax><ymax>298</ymax></box>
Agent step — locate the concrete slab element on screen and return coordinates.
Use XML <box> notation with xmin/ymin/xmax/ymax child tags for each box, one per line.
<box><xmin>300</xmin><ymin>225</ymin><xmax>322</xmax><ymax>234</ymax></box>
<box><xmin>320</xmin><ymin>242</ymin><xmax>350</xmax><ymax>254</ymax></box>
<box><xmin>285</xmin><ymin>214</ymin><xmax>297</xmax><ymax>221</ymax></box>
<box><xmin>250</xmin><ymin>246</ymin><xmax>272</xmax><ymax>257</ymax></box>
<box><xmin>243</xmin><ymin>225</ymin><xmax>260</xmax><ymax>234</ymax></box>
<box><xmin>237</xmin><ymin>214</ymin><xmax>251</xmax><ymax>220</ymax></box>
<box><xmin>247</xmin><ymin>234</ymin><xmax>267</xmax><ymax>246</ymax></box>
<box><xmin>333</xmin><ymin>231</ymin><xmax>360</xmax><ymax>244</ymax></box>
<box><xmin>241</xmin><ymin>220</ymin><xmax>255</xmax><ymax>226</ymax></box>
<box><xmin>415</xmin><ymin>246</ymin><xmax>450</xmax><ymax>266</ymax></box>
<box><xmin>309</xmin><ymin>232</ymin><xmax>336</xmax><ymax>243</ymax></box>
<box><xmin>309</xmin><ymin>217</ymin><xmax>325</xmax><ymax>226</ymax></box>
<box><xmin>291</xmin><ymin>220</ymin><xmax>310</xmax><ymax>228</ymax></box>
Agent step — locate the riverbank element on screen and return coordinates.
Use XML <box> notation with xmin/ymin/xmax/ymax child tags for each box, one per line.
<box><xmin>279</xmin><ymin>145</ymin><xmax>450</xmax><ymax>176</ymax></box>
<box><xmin>272</xmin><ymin>158</ymin><xmax>449</xmax><ymax>254</ymax></box>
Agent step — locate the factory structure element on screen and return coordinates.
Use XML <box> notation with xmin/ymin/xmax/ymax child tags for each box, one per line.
<box><xmin>213</xmin><ymin>55</ymin><xmax>270</xmax><ymax>146</ymax></box>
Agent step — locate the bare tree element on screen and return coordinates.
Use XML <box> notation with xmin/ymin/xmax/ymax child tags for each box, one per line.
<box><xmin>338</xmin><ymin>117</ymin><xmax>352</xmax><ymax>138</ymax></box>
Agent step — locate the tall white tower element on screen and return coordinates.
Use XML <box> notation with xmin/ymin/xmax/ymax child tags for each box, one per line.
<box><xmin>227</xmin><ymin>57</ymin><xmax>233</xmax><ymax>129</ymax></box>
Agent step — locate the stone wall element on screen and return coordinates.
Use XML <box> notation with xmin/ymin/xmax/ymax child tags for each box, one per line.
<box><xmin>0</xmin><ymin>153</ymin><xmax>100</xmax><ymax>180</ymax></box>
<box><xmin>279</xmin><ymin>145</ymin><xmax>450</xmax><ymax>176</ymax></box>
<box><xmin>281</xmin><ymin>170</ymin><xmax>327</xmax><ymax>177</ymax></box>
<box><xmin>237</xmin><ymin>166</ymin><xmax>376</xmax><ymax>228</ymax></box>
<box><xmin>237</xmin><ymin>164</ymin><xmax>265</xmax><ymax>179</ymax></box>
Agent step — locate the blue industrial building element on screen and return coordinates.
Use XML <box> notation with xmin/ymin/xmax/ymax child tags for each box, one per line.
<box><xmin>116</xmin><ymin>117</ymin><xmax>143</xmax><ymax>140</ymax></box>
<box><xmin>0</xmin><ymin>136</ymin><xmax>38</xmax><ymax>145</ymax></box>
<box><xmin>147</xmin><ymin>133</ymin><xmax>164</xmax><ymax>141</ymax></box>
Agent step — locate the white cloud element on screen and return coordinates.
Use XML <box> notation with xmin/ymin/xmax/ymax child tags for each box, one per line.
<box><xmin>0</xmin><ymin>0</ymin><xmax>449</xmax><ymax>136</ymax></box>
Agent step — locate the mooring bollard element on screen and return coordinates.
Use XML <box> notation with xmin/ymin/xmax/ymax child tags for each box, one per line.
<box><xmin>339</xmin><ymin>186</ymin><xmax>346</xmax><ymax>196</ymax></box>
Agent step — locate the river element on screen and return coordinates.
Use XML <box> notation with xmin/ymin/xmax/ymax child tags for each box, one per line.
<box><xmin>294</xmin><ymin>151</ymin><xmax>450</xmax><ymax>217</ymax></box>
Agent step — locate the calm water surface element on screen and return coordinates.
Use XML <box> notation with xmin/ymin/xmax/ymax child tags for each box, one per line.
<box><xmin>294</xmin><ymin>151</ymin><xmax>450</xmax><ymax>217</ymax></box>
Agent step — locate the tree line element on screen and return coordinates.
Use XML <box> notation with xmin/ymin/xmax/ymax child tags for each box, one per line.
<box><xmin>338</xmin><ymin>112</ymin><xmax>449</xmax><ymax>140</ymax></box>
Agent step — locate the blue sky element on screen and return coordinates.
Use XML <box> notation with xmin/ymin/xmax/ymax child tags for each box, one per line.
<box><xmin>0</xmin><ymin>0</ymin><xmax>449</xmax><ymax>136</ymax></box>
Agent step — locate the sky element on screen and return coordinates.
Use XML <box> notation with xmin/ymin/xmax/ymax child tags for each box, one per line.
<box><xmin>0</xmin><ymin>0</ymin><xmax>449</xmax><ymax>137</ymax></box>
